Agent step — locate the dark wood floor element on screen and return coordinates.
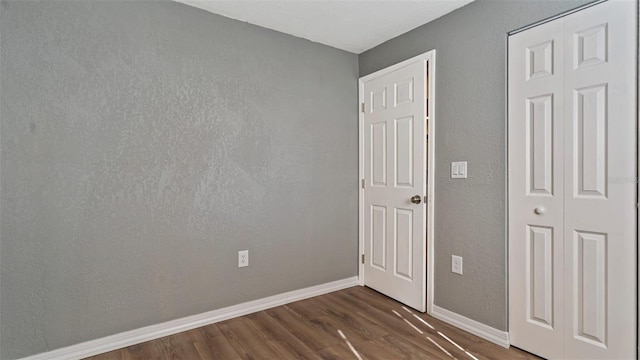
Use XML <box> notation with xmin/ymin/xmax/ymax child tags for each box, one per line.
<box><xmin>86</xmin><ymin>286</ymin><xmax>539</xmax><ymax>360</ymax></box>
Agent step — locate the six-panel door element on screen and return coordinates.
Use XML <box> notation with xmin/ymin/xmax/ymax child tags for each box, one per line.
<box><xmin>364</xmin><ymin>61</ymin><xmax>426</xmax><ymax>311</ymax></box>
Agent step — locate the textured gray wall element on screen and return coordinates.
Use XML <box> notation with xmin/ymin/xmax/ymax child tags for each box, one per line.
<box><xmin>0</xmin><ymin>1</ymin><xmax>358</xmax><ymax>358</ymax></box>
<box><xmin>359</xmin><ymin>0</ymin><xmax>594</xmax><ymax>331</ymax></box>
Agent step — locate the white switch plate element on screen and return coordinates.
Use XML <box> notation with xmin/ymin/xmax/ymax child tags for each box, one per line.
<box><xmin>451</xmin><ymin>161</ymin><xmax>467</xmax><ymax>179</ymax></box>
<box><xmin>452</xmin><ymin>255</ymin><xmax>463</xmax><ymax>275</ymax></box>
<box><xmin>238</xmin><ymin>250</ymin><xmax>249</xmax><ymax>268</ymax></box>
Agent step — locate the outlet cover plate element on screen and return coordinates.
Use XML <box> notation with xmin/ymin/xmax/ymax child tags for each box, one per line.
<box><xmin>452</xmin><ymin>255</ymin><xmax>463</xmax><ymax>275</ymax></box>
<box><xmin>238</xmin><ymin>250</ymin><xmax>249</xmax><ymax>268</ymax></box>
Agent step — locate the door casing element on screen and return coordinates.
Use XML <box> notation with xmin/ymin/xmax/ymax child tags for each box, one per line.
<box><xmin>358</xmin><ymin>50</ymin><xmax>436</xmax><ymax>314</ymax></box>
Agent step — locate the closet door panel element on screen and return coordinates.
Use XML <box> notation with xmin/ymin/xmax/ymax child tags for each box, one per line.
<box><xmin>508</xmin><ymin>19</ymin><xmax>565</xmax><ymax>360</ymax></box>
<box><xmin>563</xmin><ymin>1</ymin><xmax>637</xmax><ymax>358</ymax></box>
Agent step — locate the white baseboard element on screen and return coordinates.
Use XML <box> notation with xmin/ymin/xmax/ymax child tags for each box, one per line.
<box><xmin>431</xmin><ymin>305</ymin><xmax>510</xmax><ymax>348</ymax></box>
<box><xmin>20</xmin><ymin>276</ymin><xmax>360</xmax><ymax>360</ymax></box>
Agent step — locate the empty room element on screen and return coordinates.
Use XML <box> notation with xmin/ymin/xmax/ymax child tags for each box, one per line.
<box><xmin>1</xmin><ymin>0</ymin><xmax>638</xmax><ymax>359</ymax></box>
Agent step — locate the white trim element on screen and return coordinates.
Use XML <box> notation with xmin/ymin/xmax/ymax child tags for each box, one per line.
<box><xmin>507</xmin><ymin>0</ymin><xmax>606</xmax><ymax>35</ymax></box>
<box><xmin>18</xmin><ymin>277</ymin><xmax>359</xmax><ymax>360</ymax></box>
<box><xmin>359</xmin><ymin>50</ymin><xmax>436</xmax><ymax>82</ymax></box>
<box><xmin>358</xmin><ymin>79</ymin><xmax>365</xmax><ymax>287</ymax></box>
<box><xmin>431</xmin><ymin>305</ymin><xmax>510</xmax><ymax>349</ymax></box>
<box><xmin>358</xmin><ymin>49</ymin><xmax>436</xmax><ymax>314</ymax></box>
<box><xmin>426</xmin><ymin>51</ymin><xmax>436</xmax><ymax>315</ymax></box>
<box><xmin>636</xmin><ymin>1</ymin><xmax>639</xmax><ymax>353</ymax></box>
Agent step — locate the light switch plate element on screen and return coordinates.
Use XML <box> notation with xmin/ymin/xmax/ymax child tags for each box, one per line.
<box><xmin>451</xmin><ymin>161</ymin><xmax>467</xmax><ymax>179</ymax></box>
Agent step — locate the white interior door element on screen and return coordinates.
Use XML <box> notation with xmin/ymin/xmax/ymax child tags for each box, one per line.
<box><xmin>509</xmin><ymin>1</ymin><xmax>637</xmax><ymax>359</ymax></box>
<box><xmin>363</xmin><ymin>60</ymin><xmax>426</xmax><ymax>311</ymax></box>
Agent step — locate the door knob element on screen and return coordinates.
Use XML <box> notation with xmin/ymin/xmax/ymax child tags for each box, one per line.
<box><xmin>534</xmin><ymin>207</ymin><xmax>545</xmax><ymax>215</ymax></box>
<box><xmin>410</xmin><ymin>195</ymin><xmax>422</xmax><ymax>204</ymax></box>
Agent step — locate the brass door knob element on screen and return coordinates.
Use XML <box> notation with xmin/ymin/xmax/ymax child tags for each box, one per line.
<box><xmin>410</xmin><ymin>195</ymin><xmax>422</xmax><ymax>204</ymax></box>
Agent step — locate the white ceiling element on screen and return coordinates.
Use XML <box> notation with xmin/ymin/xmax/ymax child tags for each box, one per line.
<box><xmin>175</xmin><ymin>0</ymin><xmax>473</xmax><ymax>54</ymax></box>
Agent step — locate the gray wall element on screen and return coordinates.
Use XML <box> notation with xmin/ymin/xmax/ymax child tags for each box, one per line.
<box><xmin>0</xmin><ymin>1</ymin><xmax>358</xmax><ymax>358</ymax></box>
<box><xmin>359</xmin><ymin>0</ymin><xmax>594</xmax><ymax>331</ymax></box>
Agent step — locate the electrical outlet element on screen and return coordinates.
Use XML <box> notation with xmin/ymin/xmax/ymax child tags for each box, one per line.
<box><xmin>238</xmin><ymin>250</ymin><xmax>249</xmax><ymax>268</ymax></box>
<box><xmin>452</xmin><ymin>255</ymin><xmax>463</xmax><ymax>275</ymax></box>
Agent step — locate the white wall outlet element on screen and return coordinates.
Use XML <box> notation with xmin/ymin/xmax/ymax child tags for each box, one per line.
<box><xmin>238</xmin><ymin>250</ymin><xmax>249</xmax><ymax>268</ymax></box>
<box><xmin>452</xmin><ymin>255</ymin><xmax>463</xmax><ymax>275</ymax></box>
<box><xmin>451</xmin><ymin>161</ymin><xmax>468</xmax><ymax>179</ymax></box>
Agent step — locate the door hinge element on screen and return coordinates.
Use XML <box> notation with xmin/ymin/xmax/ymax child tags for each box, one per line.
<box><xmin>361</xmin><ymin>179</ymin><xmax>365</xmax><ymax>189</ymax></box>
<box><xmin>361</xmin><ymin>254</ymin><xmax>365</xmax><ymax>264</ymax></box>
<box><xmin>361</xmin><ymin>102</ymin><xmax>365</xmax><ymax>112</ymax></box>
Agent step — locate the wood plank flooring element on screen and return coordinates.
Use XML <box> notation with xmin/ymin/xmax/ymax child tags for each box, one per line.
<box><xmin>85</xmin><ymin>286</ymin><xmax>540</xmax><ymax>360</ymax></box>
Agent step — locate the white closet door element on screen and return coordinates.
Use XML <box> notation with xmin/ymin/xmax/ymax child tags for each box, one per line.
<box><xmin>509</xmin><ymin>1</ymin><xmax>637</xmax><ymax>359</ymax></box>
<box><xmin>508</xmin><ymin>18</ymin><xmax>565</xmax><ymax>360</ymax></box>
<box><xmin>562</xmin><ymin>1</ymin><xmax>637</xmax><ymax>358</ymax></box>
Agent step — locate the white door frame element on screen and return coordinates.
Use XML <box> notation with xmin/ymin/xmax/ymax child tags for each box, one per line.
<box><xmin>358</xmin><ymin>50</ymin><xmax>436</xmax><ymax>314</ymax></box>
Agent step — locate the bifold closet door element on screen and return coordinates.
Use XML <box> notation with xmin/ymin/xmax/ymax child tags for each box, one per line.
<box><xmin>509</xmin><ymin>1</ymin><xmax>637</xmax><ymax>359</ymax></box>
